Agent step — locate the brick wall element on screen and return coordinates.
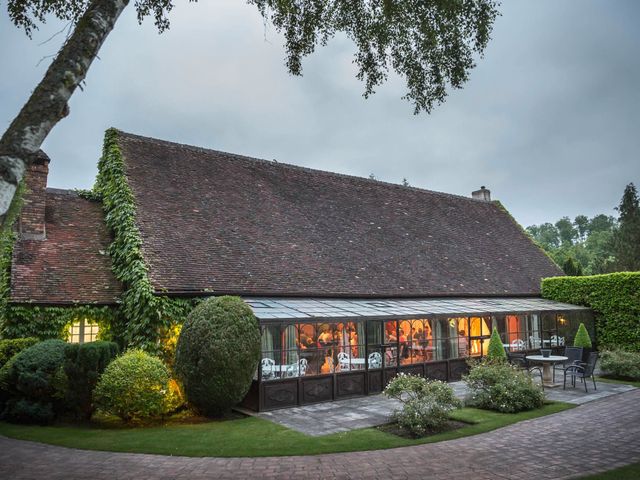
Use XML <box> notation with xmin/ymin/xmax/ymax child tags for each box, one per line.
<box><xmin>19</xmin><ymin>153</ymin><xmax>50</xmax><ymax>240</ymax></box>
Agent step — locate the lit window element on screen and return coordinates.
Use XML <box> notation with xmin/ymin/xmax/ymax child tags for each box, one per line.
<box><xmin>68</xmin><ymin>319</ymin><xmax>100</xmax><ymax>344</ymax></box>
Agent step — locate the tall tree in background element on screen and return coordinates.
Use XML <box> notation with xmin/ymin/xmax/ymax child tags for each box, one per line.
<box><xmin>0</xmin><ymin>0</ymin><xmax>500</xmax><ymax>228</ymax></box>
<box><xmin>613</xmin><ymin>183</ymin><xmax>640</xmax><ymax>271</ymax></box>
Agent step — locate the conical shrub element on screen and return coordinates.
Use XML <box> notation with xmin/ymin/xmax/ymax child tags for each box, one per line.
<box><xmin>573</xmin><ymin>323</ymin><xmax>592</xmax><ymax>348</ymax></box>
<box><xmin>486</xmin><ymin>327</ymin><xmax>507</xmax><ymax>361</ymax></box>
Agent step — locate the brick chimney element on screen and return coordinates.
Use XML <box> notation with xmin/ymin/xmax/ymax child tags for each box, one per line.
<box><xmin>472</xmin><ymin>186</ymin><xmax>491</xmax><ymax>202</ymax></box>
<box><xmin>19</xmin><ymin>150</ymin><xmax>50</xmax><ymax>240</ymax></box>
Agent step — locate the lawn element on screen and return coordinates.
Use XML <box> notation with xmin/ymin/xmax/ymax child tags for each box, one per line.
<box><xmin>596</xmin><ymin>376</ymin><xmax>640</xmax><ymax>388</ymax></box>
<box><xmin>0</xmin><ymin>402</ymin><xmax>574</xmax><ymax>457</ymax></box>
<box><xmin>579</xmin><ymin>462</ymin><xmax>640</xmax><ymax>479</ymax></box>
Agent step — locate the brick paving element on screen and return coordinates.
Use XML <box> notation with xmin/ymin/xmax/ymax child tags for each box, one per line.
<box><xmin>1</xmin><ymin>389</ymin><xmax>639</xmax><ymax>480</ymax></box>
<box><xmin>257</xmin><ymin>380</ymin><xmax>634</xmax><ymax>436</ymax></box>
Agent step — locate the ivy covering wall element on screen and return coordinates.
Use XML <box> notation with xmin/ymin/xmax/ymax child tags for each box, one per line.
<box><xmin>0</xmin><ymin>129</ymin><xmax>197</xmax><ymax>352</ymax></box>
<box><xmin>94</xmin><ymin>128</ymin><xmax>196</xmax><ymax>352</ymax></box>
<box><xmin>542</xmin><ymin>272</ymin><xmax>640</xmax><ymax>351</ymax></box>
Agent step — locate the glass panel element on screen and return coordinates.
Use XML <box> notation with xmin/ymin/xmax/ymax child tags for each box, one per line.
<box><xmin>83</xmin><ymin>322</ymin><xmax>100</xmax><ymax>343</ymax></box>
<box><xmin>384</xmin><ymin>321</ymin><xmax>398</xmax><ymax>344</ymax></box>
<box><xmin>541</xmin><ymin>313</ymin><xmax>557</xmax><ymax>348</ymax></box>
<box><xmin>506</xmin><ymin>314</ymin><xmax>527</xmax><ymax>351</ymax></box>
<box><xmin>299</xmin><ymin>323</ymin><xmax>316</xmax><ymax>350</ymax></box>
<box><xmin>367</xmin><ymin>320</ymin><xmax>383</xmax><ymax>345</ymax></box>
<box><xmin>367</xmin><ymin>347</ymin><xmax>383</xmax><ymax>369</ymax></box>
<box><xmin>68</xmin><ymin>321</ymin><xmax>81</xmax><ymax>343</ymax></box>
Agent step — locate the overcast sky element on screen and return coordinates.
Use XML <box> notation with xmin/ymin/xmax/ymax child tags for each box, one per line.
<box><xmin>1</xmin><ymin>1</ymin><xmax>639</xmax><ymax>227</ymax></box>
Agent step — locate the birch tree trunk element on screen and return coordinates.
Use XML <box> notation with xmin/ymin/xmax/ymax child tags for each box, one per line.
<box><xmin>0</xmin><ymin>0</ymin><xmax>129</xmax><ymax>228</ymax></box>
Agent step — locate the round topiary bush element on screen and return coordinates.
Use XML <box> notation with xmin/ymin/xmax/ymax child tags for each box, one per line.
<box><xmin>0</xmin><ymin>339</ymin><xmax>67</xmax><ymax>424</ymax></box>
<box><xmin>175</xmin><ymin>296</ymin><xmax>261</xmax><ymax>417</ymax></box>
<box><xmin>94</xmin><ymin>349</ymin><xmax>171</xmax><ymax>422</ymax></box>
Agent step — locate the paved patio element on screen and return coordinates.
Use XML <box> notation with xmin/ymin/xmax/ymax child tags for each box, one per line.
<box><xmin>1</xmin><ymin>388</ymin><xmax>639</xmax><ymax>480</ymax></box>
<box><xmin>256</xmin><ymin>379</ymin><xmax>636</xmax><ymax>435</ymax></box>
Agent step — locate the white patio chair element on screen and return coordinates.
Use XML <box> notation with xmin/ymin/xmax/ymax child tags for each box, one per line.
<box><xmin>337</xmin><ymin>352</ymin><xmax>350</xmax><ymax>372</ymax></box>
<box><xmin>510</xmin><ymin>339</ymin><xmax>526</xmax><ymax>351</ymax></box>
<box><xmin>368</xmin><ymin>351</ymin><xmax>382</xmax><ymax>369</ymax></box>
<box><xmin>551</xmin><ymin>335</ymin><xmax>565</xmax><ymax>346</ymax></box>
<box><xmin>298</xmin><ymin>358</ymin><xmax>308</xmax><ymax>376</ymax></box>
<box><xmin>529</xmin><ymin>336</ymin><xmax>541</xmax><ymax>349</ymax></box>
<box><xmin>261</xmin><ymin>357</ymin><xmax>275</xmax><ymax>380</ymax></box>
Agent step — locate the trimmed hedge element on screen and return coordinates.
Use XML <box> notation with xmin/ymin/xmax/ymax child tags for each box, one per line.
<box><xmin>542</xmin><ymin>272</ymin><xmax>640</xmax><ymax>351</ymax></box>
<box><xmin>0</xmin><ymin>339</ymin><xmax>67</xmax><ymax>424</ymax></box>
<box><xmin>175</xmin><ymin>296</ymin><xmax>261</xmax><ymax>417</ymax></box>
<box><xmin>0</xmin><ymin>338</ymin><xmax>39</xmax><ymax>369</ymax></box>
<box><xmin>64</xmin><ymin>341</ymin><xmax>119</xmax><ymax>420</ymax></box>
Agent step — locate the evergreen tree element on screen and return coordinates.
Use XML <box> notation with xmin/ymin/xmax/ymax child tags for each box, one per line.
<box><xmin>486</xmin><ymin>327</ymin><xmax>507</xmax><ymax>361</ymax></box>
<box><xmin>573</xmin><ymin>323</ymin><xmax>592</xmax><ymax>349</ymax></box>
<box><xmin>613</xmin><ymin>183</ymin><xmax>640</xmax><ymax>271</ymax></box>
<box><xmin>562</xmin><ymin>257</ymin><xmax>583</xmax><ymax>276</ymax></box>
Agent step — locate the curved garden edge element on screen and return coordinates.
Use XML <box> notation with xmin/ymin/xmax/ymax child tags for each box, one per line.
<box><xmin>0</xmin><ymin>401</ymin><xmax>574</xmax><ymax>458</ymax></box>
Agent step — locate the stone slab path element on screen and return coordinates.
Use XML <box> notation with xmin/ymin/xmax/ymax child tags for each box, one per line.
<box><xmin>1</xmin><ymin>389</ymin><xmax>640</xmax><ymax>480</ymax></box>
<box><xmin>257</xmin><ymin>380</ymin><xmax>634</xmax><ymax>436</ymax></box>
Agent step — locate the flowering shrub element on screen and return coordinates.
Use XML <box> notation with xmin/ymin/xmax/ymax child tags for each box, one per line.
<box><xmin>384</xmin><ymin>374</ymin><xmax>461</xmax><ymax>437</ymax></box>
<box><xmin>464</xmin><ymin>359</ymin><xmax>545</xmax><ymax>413</ymax></box>
<box><xmin>600</xmin><ymin>349</ymin><xmax>640</xmax><ymax>380</ymax></box>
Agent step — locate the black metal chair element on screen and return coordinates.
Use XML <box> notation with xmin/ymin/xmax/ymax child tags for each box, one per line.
<box><xmin>563</xmin><ymin>352</ymin><xmax>598</xmax><ymax>392</ymax></box>
<box><xmin>507</xmin><ymin>352</ymin><xmax>544</xmax><ymax>390</ymax></box>
<box><xmin>553</xmin><ymin>346</ymin><xmax>583</xmax><ymax>382</ymax></box>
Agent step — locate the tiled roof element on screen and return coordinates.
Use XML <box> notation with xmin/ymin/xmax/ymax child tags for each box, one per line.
<box><xmin>10</xmin><ymin>189</ymin><xmax>122</xmax><ymax>304</ymax></box>
<box><xmin>117</xmin><ymin>131</ymin><xmax>562</xmax><ymax>298</ymax></box>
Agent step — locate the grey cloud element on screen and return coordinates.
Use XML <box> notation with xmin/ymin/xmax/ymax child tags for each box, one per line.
<box><xmin>1</xmin><ymin>0</ymin><xmax>638</xmax><ymax>228</ymax></box>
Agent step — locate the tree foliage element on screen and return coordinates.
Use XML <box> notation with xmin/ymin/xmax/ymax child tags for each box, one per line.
<box><xmin>612</xmin><ymin>183</ymin><xmax>640</xmax><ymax>271</ymax></box>
<box><xmin>249</xmin><ymin>0</ymin><xmax>499</xmax><ymax>113</ymax></box>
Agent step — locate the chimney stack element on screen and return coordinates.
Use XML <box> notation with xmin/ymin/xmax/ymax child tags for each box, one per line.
<box><xmin>19</xmin><ymin>150</ymin><xmax>50</xmax><ymax>240</ymax></box>
<box><xmin>472</xmin><ymin>186</ymin><xmax>491</xmax><ymax>202</ymax></box>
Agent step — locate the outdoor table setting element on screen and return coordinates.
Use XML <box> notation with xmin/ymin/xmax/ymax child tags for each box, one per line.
<box><xmin>525</xmin><ymin>354</ymin><xmax>568</xmax><ymax>388</ymax></box>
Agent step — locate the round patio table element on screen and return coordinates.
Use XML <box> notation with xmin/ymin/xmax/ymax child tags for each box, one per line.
<box><xmin>525</xmin><ymin>355</ymin><xmax>568</xmax><ymax>387</ymax></box>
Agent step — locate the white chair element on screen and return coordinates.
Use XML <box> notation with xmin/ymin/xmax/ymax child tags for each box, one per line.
<box><xmin>510</xmin><ymin>339</ymin><xmax>526</xmax><ymax>351</ymax></box>
<box><xmin>368</xmin><ymin>351</ymin><xmax>382</xmax><ymax>369</ymax></box>
<box><xmin>529</xmin><ymin>336</ymin><xmax>541</xmax><ymax>349</ymax></box>
<box><xmin>551</xmin><ymin>335</ymin><xmax>565</xmax><ymax>346</ymax></box>
<box><xmin>337</xmin><ymin>352</ymin><xmax>350</xmax><ymax>372</ymax></box>
<box><xmin>261</xmin><ymin>358</ymin><xmax>275</xmax><ymax>380</ymax></box>
<box><xmin>298</xmin><ymin>358</ymin><xmax>308</xmax><ymax>376</ymax></box>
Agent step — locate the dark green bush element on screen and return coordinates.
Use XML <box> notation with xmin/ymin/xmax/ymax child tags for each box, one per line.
<box><xmin>542</xmin><ymin>272</ymin><xmax>640</xmax><ymax>351</ymax></box>
<box><xmin>0</xmin><ymin>339</ymin><xmax>67</xmax><ymax>424</ymax></box>
<box><xmin>64</xmin><ymin>341</ymin><xmax>119</xmax><ymax>420</ymax></box>
<box><xmin>463</xmin><ymin>359</ymin><xmax>545</xmax><ymax>413</ymax></box>
<box><xmin>0</xmin><ymin>338</ymin><xmax>39</xmax><ymax>369</ymax></box>
<box><xmin>175</xmin><ymin>296</ymin><xmax>261</xmax><ymax>417</ymax></box>
<box><xmin>600</xmin><ymin>350</ymin><xmax>640</xmax><ymax>380</ymax></box>
<box><xmin>94</xmin><ymin>349</ymin><xmax>171</xmax><ymax>422</ymax></box>
<box><xmin>486</xmin><ymin>327</ymin><xmax>507</xmax><ymax>361</ymax></box>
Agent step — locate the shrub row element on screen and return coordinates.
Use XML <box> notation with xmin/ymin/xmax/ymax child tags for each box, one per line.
<box><xmin>600</xmin><ymin>350</ymin><xmax>640</xmax><ymax>380</ymax></box>
<box><xmin>542</xmin><ymin>272</ymin><xmax>640</xmax><ymax>351</ymax></box>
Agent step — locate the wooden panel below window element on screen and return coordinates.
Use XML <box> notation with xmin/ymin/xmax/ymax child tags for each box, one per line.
<box><xmin>301</xmin><ymin>376</ymin><xmax>333</xmax><ymax>404</ymax></box>
<box><xmin>448</xmin><ymin>358</ymin><xmax>469</xmax><ymax>381</ymax></box>
<box><xmin>425</xmin><ymin>361</ymin><xmax>449</xmax><ymax>381</ymax></box>
<box><xmin>262</xmin><ymin>379</ymin><xmax>298</xmax><ymax>410</ymax></box>
<box><xmin>336</xmin><ymin>372</ymin><xmax>366</xmax><ymax>398</ymax></box>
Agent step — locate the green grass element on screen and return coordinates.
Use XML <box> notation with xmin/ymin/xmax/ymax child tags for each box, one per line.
<box><xmin>578</xmin><ymin>462</ymin><xmax>640</xmax><ymax>479</ymax></box>
<box><xmin>596</xmin><ymin>376</ymin><xmax>640</xmax><ymax>388</ymax></box>
<box><xmin>0</xmin><ymin>402</ymin><xmax>574</xmax><ymax>457</ymax></box>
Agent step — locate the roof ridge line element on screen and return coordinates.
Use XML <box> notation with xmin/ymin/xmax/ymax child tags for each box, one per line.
<box><xmin>114</xmin><ymin>129</ymin><xmax>493</xmax><ymax>205</ymax></box>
